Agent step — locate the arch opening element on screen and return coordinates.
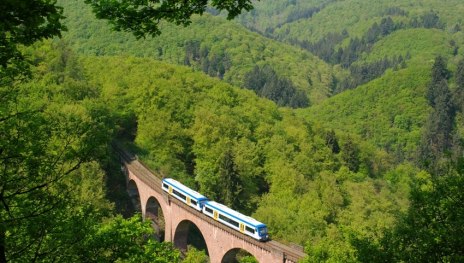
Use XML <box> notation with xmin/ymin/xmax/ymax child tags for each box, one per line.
<box><xmin>146</xmin><ymin>196</ymin><xmax>165</xmax><ymax>241</ymax></box>
<box><xmin>174</xmin><ymin>220</ymin><xmax>209</xmax><ymax>257</ymax></box>
<box><xmin>222</xmin><ymin>248</ymin><xmax>258</xmax><ymax>263</ymax></box>
<box><xmin>127</xmin><ymin>180</ymin><xmax>141</xmax><ymax>213</ymax></box>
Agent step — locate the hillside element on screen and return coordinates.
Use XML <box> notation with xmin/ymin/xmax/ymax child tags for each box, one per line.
<box><xmin>303</xmin><ymin>28</ymin><xmax>458</xmax><ymax>160</ymax></box>
<box><xmin>239</xmin><ymin>0</ymin><xmax>464</xmax><ymax>94</ymax></box>
<box><xmin>239</xmin><ymin>0</ymin><xmax>464</xmax><ymax>162</ymax></box>
<box><xmin>58</xmin><ymin>0</ymin><xmax>334</xmax><ymax>106</ymax></box>
<box><xmin>78</xmin><ymin>53</ymin><xmax>411</xmax><ymax>256</ymax></box>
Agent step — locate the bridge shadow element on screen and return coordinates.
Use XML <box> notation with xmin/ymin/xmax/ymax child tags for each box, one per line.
<box><xmin>174</xmin><ymin>220</ymin><xmax>209</xmax><ymax>257</ymax></box>
<box><xmin>127</xmin><ymin>180</ymin><xmax>141</xmax><ymax>213</ymax></box>
<box><xmin>146</xmin><ymin>196</ymin><xmax>165</xmax><ymax>241</ymax></box>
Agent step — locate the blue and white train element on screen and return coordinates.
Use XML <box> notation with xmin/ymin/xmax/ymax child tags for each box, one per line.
<box><xmin>202</xmin><ymin>201</ymin><xmax>269</xmax><ymax>241</ymax></box>
<box><xmin>162</xmin><ymin>178</ymin><xmax>208</xmax><ymax>211</ymax></box>
<box><xmin>161</xmin><ymin>178</ymin><xmax>269</xmax><ymax>241</ymax></box>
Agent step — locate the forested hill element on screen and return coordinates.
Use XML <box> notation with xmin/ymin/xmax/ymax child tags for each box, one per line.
<box><xmin>303</xmin><ymin>27</ymin><xmax>458</xmax><ymax>160</ymax></box>
<box><xmin>4</xmin><ymin>0</ymin><xmax>464</xmax><ymax>262</ymax></box>
<box><xmin>231</xmin><ymin>0</ymin><xmax>464</xmax><ymax>162</ymax></box>
<box><xmin>239</xmin><ymin>0</ymin><xmax>464</xmax><ymax>93</ymax></box>
<box><xmin>58</xmin><ymin>0</ymin><xmax>334</xmax><ymax>107</ymax></box>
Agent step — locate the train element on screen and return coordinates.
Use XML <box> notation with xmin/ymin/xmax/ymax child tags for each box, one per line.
<box><xmin>162</xmin><ymin>178</ymin><xmax>269</xmax><ymax>241</ymax></box>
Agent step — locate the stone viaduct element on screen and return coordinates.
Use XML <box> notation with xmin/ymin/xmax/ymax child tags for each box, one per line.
<box><xmin>116</xmin><ymin>145</ymin><xmax>306</xmax><ymax>263</ymax></box>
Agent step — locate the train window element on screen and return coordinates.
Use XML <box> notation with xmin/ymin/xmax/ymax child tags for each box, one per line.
<box><xmin>162</xmin><ymin>183</ymin><xmax>169</xmax><ymax>189</ymax></box>
<box><xmin>219</xmin><ymin>214</ymin><xmax>239</xmax><ymax>228</ymax></box>
<box><xmin>245</xmin><ymin>226</ymin><xmax>255</xmax><ymax>234</ymax></box>
<box><xmin>172</xmin><ymin>189</ymin><xmax>186</xmax><ymax>201</ymax></box>
<box><xmin>191</xmin><ymin>199</ymin><xmax>197</xmax><ymax>206</ymax></box>
<box><xmin>205</xmin><ymin>207</ymin><xmax>213</xmax><ymax>214</ymax></box>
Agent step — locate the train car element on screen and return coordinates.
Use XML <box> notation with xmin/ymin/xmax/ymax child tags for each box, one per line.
<box><xmin>203</xmin><ymin>201</ymin><xmax>269</xmax><ymax>241</ymax></box>
<box><xmin>161</xmin><ymin>178</ymin><xmax>208</xmax><ymax>211</ymax></box>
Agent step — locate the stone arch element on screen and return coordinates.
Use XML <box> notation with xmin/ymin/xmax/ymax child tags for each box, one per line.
<box><xmin>173</xmin><ymin>220</ymin><xmax>209</xmax><ymax>256</ymax></box>
<box><xmin>222</xmin><ymin>248</ymin><xmax>258</xmax><ymax>263</ymax></box>
<box><xmin>127</xmin><ymin>179</ymin><xmax>141</xmax><ymax>213</ymax></box>
<box><xmin>145</xmin><ymin>196</ymin><xmax>166</xmax><ymax>241</ymax></box>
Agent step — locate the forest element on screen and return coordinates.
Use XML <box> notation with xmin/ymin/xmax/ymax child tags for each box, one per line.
<box><xmin>1</xmin><ymin>0</ymin><xmax>464</xmax><ymax>262</ymax></box>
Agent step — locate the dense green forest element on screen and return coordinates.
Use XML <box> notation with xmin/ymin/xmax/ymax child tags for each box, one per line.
<box><xmin>2</xmin><ymin>0</ymin><xmax>464</xmax><ymax>262</ymax></box>
<box><xmin>58</xmin><ymin>0</ymin><xmax>334</xmax><ymax>107</ymax></box>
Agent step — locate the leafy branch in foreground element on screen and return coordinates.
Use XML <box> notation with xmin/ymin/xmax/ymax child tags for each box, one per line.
<box><xmin>84</xmin><ymin>0</ymin><xmax>255</xmax><ymax>38</ymax></box>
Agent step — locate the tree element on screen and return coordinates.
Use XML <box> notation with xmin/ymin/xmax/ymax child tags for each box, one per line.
<box><xmin>219</xmin><ymin>149</ymin><xmax>242</xmax><ymax>209</ymax></box>
<box><xmin>77</xmin><ymin>215</ymin><xmax>181</xmax><ymax>262</ymax></box>
<box><xmin>182</xmin><ymin>246</ymin><xmax>209</xmax><ymax>263</ymax></box>
<box><xmin>454</xmin><ymin>59</ymin><xmax>464</xmax><ymax>111</ymax></box>
<box><xmin>325</xmin><ymin>130</ymin><xmax>340</xmax><ymax>154</ymax></box>
<box><xmin>341</xmin><ymin>137</ymin><xmax>361</xmax><ymax>173</ymax></box>
<box><xmin>427</xmin><ymin>56</ymin><xmax>449</xmax><ymax>106</ymax></box>
<box><xmin>84</xmin><ymin>0</ymin><xmax>255</xmax><ymax>38</ymax></box>
<box><xmin>0</xmin><ymin>79</ymin><xmax>113</xmax><ymax>262</ymax></box>
<box><xmin>0</xmin><ymin>0</ymin><xmax>65</xmax><ymax>72</ymax></box>
<box><xmin>420</xmin><ymin>10</ymin><xmax>442</xmax><ymax>29</ymax></box>
<box><xmin>0</xmin><ymin>40</ymin><xmax>118</xmax><ymax>262</ymax></box>
<box><xmin>384</xmin><ymin>170</ymin><xmax>464</xmax><ymax>262</ymax></box>
<box><xmin>419</xmin><ymin>56</ymin><xmax>456</xmax><ymax>172</ymax></box>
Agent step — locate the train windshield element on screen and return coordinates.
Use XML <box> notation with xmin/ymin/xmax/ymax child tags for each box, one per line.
<box><xmin>258</xmin><ymin>227</ymin><xmax>268</xmax><ymax>236</ymax></box>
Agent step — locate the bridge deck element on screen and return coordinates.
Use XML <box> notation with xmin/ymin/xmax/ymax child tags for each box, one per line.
<box><xmin>114</xmin><ymin>144</ymin><xmax>306</xmax><ymax>262</ymax></box>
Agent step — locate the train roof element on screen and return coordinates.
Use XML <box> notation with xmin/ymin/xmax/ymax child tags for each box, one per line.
<box><xmin>205</xmin><ymin>201</ymin><xmax>266</xmax><ymax>228</ymax></box>
<box><xmin>162</xmin><ymin>178</ymin><xmax>208</xmax><ymax>200</ymax></box>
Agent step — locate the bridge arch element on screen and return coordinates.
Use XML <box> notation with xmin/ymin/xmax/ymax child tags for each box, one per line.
<box><xmin>145</xmin><ymin>196</ymin><xmax>166</xmax><ymax>241</ymax></box>
<box><xmin>222</xmin><ymin>248</ymin><xmax>258</xmax><ymax>263</ymax></box>
<box><xmin>174</xmin><ymin>219</ymin><xmax>209</xmax><ymax>256</ymax></box>
<box><xmin>127</xmin><ymin>179</ymin><xmax>141</xmax><ymax>213</ymax></box>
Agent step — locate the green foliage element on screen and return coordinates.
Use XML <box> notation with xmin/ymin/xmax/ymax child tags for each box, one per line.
<box><xmin>0</xmin><ymin>40</ymin><xmax>117</xmax><ymax>262</ymax></box>
<box><xmin>77</xmin><ymin>215</ymin><xmax>181</xmax><ymax>263</ymax></box>
<box><xmin>239</xmin><ymin>0</ymin><xmax>464</xmax><ymax>99</ymax></box>
<box><xmin>0</xmin><ymin>0</ymin><xmax>65</xmax><ymax>74</ymax></box>
<box><xmin>382</xmin><ymin>169</ymin><xmax>464</xmax><ymax>262</ymax></box>
<box><xmin>84</xmin><ymin>0</ymin><xmax>254</xmax><ymax>38</ymax></box>
<box><xmin>238</xmin><ymin>255</ymin><xmax>259</xmax><ymax>263</ymax></box>
<box><xmin>182</xmin><ymin>246</ymin><xmax>209</xmax><ymax>263</ymax></box>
